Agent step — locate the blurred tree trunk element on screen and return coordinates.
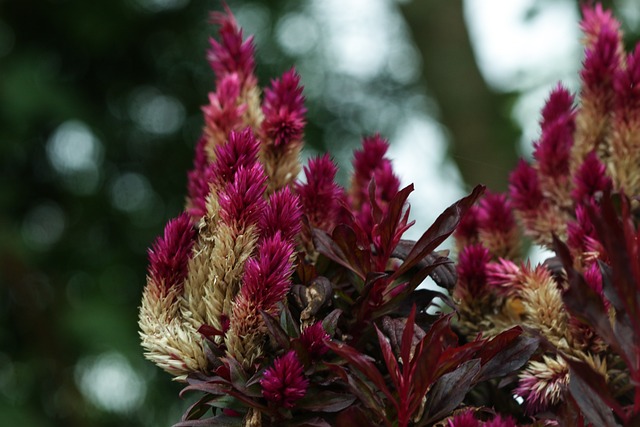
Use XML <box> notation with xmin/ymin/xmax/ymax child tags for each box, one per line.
<box><xmin>400</xmin><ymin>0</ymin><xmax>520</xmax><ymax>191</ymax></box>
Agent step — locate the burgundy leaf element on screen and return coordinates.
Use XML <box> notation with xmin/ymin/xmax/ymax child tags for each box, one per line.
<box><xmin>322</xmin><ymin>309</ymin><xmax>343</xmax><ymax>337</ymax></box>
<box><xmin>296</xmin><ymin>390</ymin><xmax>357</xmax><ymax>412</ymax></box>
<box><xmin>375</xmin><ymin>325</ymin><xmax>400</xmax><ymax>387</ymax></box>
<box><xmin>312</xmin><ymin>226</ymin><xmax>369</xmax><ymax>280</ymax></box>
<box><xmin>325</xmin><ymin>364</ymin><xmax>388</xmax><ymax>421</ymax></box>
<box><xmin>568</xmin><ymin>363</ymin><xmax>622</xmax><ymax>427</ymax></box>
<box><xmin>336</xmin><ymin>405</ymin><xmax>380</xmax><ymax>427</ymax></box>
<box><xmin>567</xmin><ymin>357</ymin><xmax>626</xmax><ymax>422</ymax></box>
<box><xmin>413</xmin><ymin>314</ymin><xmax>456</xmax><ymax>398</ymax></box>
<box><xmin>174</xmin><ymin>415</ymin><xmax>243</xmax><ymax>427</ymax></box>
<box><xmin>476</xmin><ymin>328</ymin><xmax>539</xmax><ymax>382</ymax></box>
<box><xmin>419</xmin><ymin>359</ymin><xmax>481</xmax><ymax>425</ymax></box>
<box><xmin>391</xmin><ymin>185</ymin><xmax>484</xmax><ymax>280</ymax></box>
<box><xmin>261</xmin><ymin>310</ymin><xmax>292</xmax><ymax>350</ymax></box>
<box><xmin>324</xmin><ymin>340</ymin><xmax>393</xmax><ymax>402</ymax></box>
<box><xmin>554</xmin><ymin>236</ymin><xmax>627</xmax><ymax>361</ymax></box>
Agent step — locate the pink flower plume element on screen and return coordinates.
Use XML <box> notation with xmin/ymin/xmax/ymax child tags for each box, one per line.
<box><xmin>207</xmin><ymin>6</ymin><xmax>256</xmax><ymax>84</ymax></box>
<box><xmin>260</xmin><ymin>350</ymin><xmax>309</xmax><ymax>408</ymax></box>
<box><xmin>262</xmin><ymin>68</ymin><xmax>307</xmax><ymax>147</ymax></box>
<box><xmin>299</xmin><ymin>322</ymin><xmax>330</xmax><ymax>358</ymax></box>
<box><xmin>217</xmin><ymin>163</ymin><xmax>268</xmax><ymax>227</ymax></box>
<box><xmin>147</xmin><ymin>212</ymin><xmax>196</xmax><ymax>293</ymax></box>
<box><xmin>456</xmin><ymin>244</ymin><xmax>492</xmax><ymax>298</ymax></box>
<box><xmin>296</xmin><ymin>154</ymin><xmax>345</xmax><ymax>232</ymax></box>
<box><xmin>211</xmin><ymin>128</ymin><xmax>261</xmax><ymax>187</ymax></box>
<box><xmin>187</xmin><ymin>137</ymin><xmax>214</xmax><ymax>218</ymax></box>
<box><xmin>571</xmin><ymin>151</ymin><xmax>612</xmax><ymax>202</ymax></box>
<box><xmin>508</xmin><ymin>160</ymin><xmax>544</xmax><ymax>212</ymax></box>
<box><xmin>260</xmin><ymin>186</ymin><xmax>303</xmax><ymax>242</ymax></box>
<box><xmin>240</xmin><ymin>232</ymin><xmax>296</xmax><ymax>311</ymax></box>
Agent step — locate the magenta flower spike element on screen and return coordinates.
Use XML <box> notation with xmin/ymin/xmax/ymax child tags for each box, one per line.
<box><xmin>534</xmin><ymin>85</ymin><xmax>575</xmax><ymax>180</ymax></box>
<box><xmin>350</xmin><ymin>134</ymin><xmax>400</xmax><ymax>209</ymax></box>
<box><xmin>447</xmin><ymin>410</ymin><xmax>480</xmax><ymax>427</ymax></box>
<box><xmin>260</xmin><ymin>186</ymin><xmax>303</xmax><ymax>242</ymax></box>
<box><xmin>211</xmin><ymin>127</ymin><xmax>262</xmax><ymax>187</ymax></box>
<box><xmin>147</xmin><ymin>212</ymin><xmax>196</xmax><ymax>294</ymax></box>
<box><xmin>571</xmin><ymin>150</ymin><xmax>612</xmax><ymax>202</ymax></box>
<box><xmin>260</xmin><ymin>350</ymin><xmax>309</xmax><ymax>409</ymax></box>
<box><xmin>217</xmin><ymin>163</ymin><xmax>268</xmax><ymax>228</ymax></box>
<box><xmin>477</xmin><ymin>191</ymin><xmax>519</xmax><ymax>258</ymax></box>
<box><xmin>508</xmin><ymin>160</ymin><xmax>543</xmax><ymax>213</ymax></box>
<box><xmin>455</xmin><ymin>243</ymin><xmax>492</xmax><ymax>300</ymax></box>
<box><xmin>299</xmin><ymin>321</ymin><xmax>330</xmax><ymax>359</ymax></box>
<box><xmin>483</xmin><ymin>415</ymin><xmax>518</xmax><ymax>427</ymax></box>
<box><xmin>296</xmin><ymin>154</ymin><xmax>345</xmax><ymax>232</ymax></box>
<box><xmin>262</xmin><ymin>68</ymin><xmax>307</xmax><ymax>147</ymax></box>
<box><xmin>186</xmin><ymin>137</ymin><xmax>214</xmax><ymax>218</ymax></box>
<box><xmin>202</xmin><ymin>73</ymin><xmax>247</xmax><ymax>141</ymax></box>
<box><xmin>207</xmin><ymin>6</ymin><xmax>256</xmax><ymax>85</ymax></box>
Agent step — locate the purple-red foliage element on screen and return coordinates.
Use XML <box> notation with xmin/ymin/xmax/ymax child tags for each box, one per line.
<box><xmin>207</xmin><ymin>6</ymin><xmax>256</xmax><ymax>83</ymax></box>
<box><xmin>148</xmin><ymin>212</ymin><xmax>196</xmax><ymax>293</ymax></box>
<box><xmin>260</xmin><ymin>350</ymin><xmax>309</xmax><ymax>408</ymax></box>
<box><xmin>262</xmin><ymin>68</ymin><xmax>306</xmax><ymax>147</ymax></box>
<box><xmin>508</xmin><ymin>160</ymin><xmax>544</xmax><ymax>212</ymax></box>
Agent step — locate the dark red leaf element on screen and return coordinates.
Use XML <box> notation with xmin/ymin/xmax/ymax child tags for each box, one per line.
<box><xmin>322</xmin><ymin>309</ymin><xmax>343</xmax><ymax>337</ymax></box>
<box><xmin>568</xmin><ymin>363</ymin><xmax>622</xmax><ymax>427</ymax></box>
<box><xmin>261</xmin><ymin>310</ymin><xmax>291</xmax><ymax>350</ymax></box>
<box><xmin>325</xmin><ymin>364</ymin><xmax>388</xmax><ymax>420</ymax></box>
<box><xmin>324</xmin><ymin>340</ymin><xmax>393</xmax><ymax>402</ymax></box>
<box><xmin>554</xmin><ymin>236</ymin><xmax>627</xmax><ymax>361</ymax></box>
<box><xmin>418</xmin><ymin>359</ymin><xmax>481</xmax><ymax>425</ymax></box>
<box><xmin>413</xmin><ymin>314</ymin><xmax>455</xmax><ymax>398</ymax></box>
<box><xmin>375</xmin><ymin>325</ymin><xmax>400</xmax><ymax>387</ymax></box>
<box><xmin>391</xmin><ymin>185</ymin><xmax>484</xmax><ymax>280</ymax></box>
<box><xmin>336</xmin><ymin>406</ymin><xmax>381</xmax><ymax>427</ymax></box>
<box><xmin>296</xmin><ymin>390</ymin><xmax>357</xmax><ymax>412</ymax></box>
<box><xmin>475</xmin><ymin>327</ymin><xmax>539</xmax><ymax>382</ymax></box>
<box><xmin>566</xmin><ymin>357</ymin><xmax>626</xmax><ymax>423</ymax></box>
<box><xmin>174</xmin><ymin>414</ymin><xmax>243</xmax><ymax>427</ymax></box>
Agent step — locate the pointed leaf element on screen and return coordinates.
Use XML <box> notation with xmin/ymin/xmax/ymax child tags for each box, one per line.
<box><xmin>476</xmin><ymin>327</ymin><xmax>539</xmax><ymax>382</ymax></box>
<box><xmin>325</xmin><ymin>340</ymin><xmax>394</xmax><ymax>402</ymax></box>
<box><xmin>418</xmin><ymin>359</ymin><xmax>481</xmax><ymax>425</ymax></box>
<box><xmin>375</xmin><ymin>325</ymin><xmax>400</xmax><ymax>387</ymax></box>
<box><xmin>296</xmin><ymin>390</ymin><xmax>357</xmax><ymax>412</ymax></box>
<box><xmin>261</xmin><ymin>310</ymin><xmax>291</xmax><ymax>350</ymax></box>
<box><xmin>322</xmin><ymin>309</ymin><xmax>342</xmax><ymax>337</ymax></box>
<box><xmin>566</xmin><ymin>357</ymin><xmax>626</xmax><ymax>422</ymax></box>
<box><xmin>392</xmin><ymin>185</ymin><xmax>484</xmax><ymax>279</ymax></box>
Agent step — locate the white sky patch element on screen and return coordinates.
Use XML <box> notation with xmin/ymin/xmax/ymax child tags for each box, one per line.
<box><xmin>388</xmin><ymin>116</ymin><xmax>465</xmax><ymax>241</ymax></box>
<box><xmin>464</xmin><ymin>0</ymin><xmax>581</xmax><ymax>91</ymax></box>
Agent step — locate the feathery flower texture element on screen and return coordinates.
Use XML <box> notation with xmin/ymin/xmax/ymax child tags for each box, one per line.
<box><xmin>453</xmin><ymin>3</ymin><xmax>640</xmax><ymax>424</ymax></box>
<box><xmin>139</xmin><ymin>3</ymin><xmax>640</xmax><ymax>426</ymax></box>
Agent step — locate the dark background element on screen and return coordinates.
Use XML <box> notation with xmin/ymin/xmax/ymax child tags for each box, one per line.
<box><xmin>1</xmin><ymin>0</ymin><xmax>638</xmax><ymax>425</ymax></box>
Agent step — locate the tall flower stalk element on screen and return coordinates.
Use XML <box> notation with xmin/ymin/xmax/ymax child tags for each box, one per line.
<box><xmin>139</xmin><ymin>3</ymin><xmax>640</xmax><ymax>426</ymax></box>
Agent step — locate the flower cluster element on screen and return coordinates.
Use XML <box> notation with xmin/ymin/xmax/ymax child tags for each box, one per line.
<box><xmin>139</xmin><ymin>3</ymin><xmax>640</xmax><ymax>427</ymax></box>
<box><xmin>452</xmin><ymin>4</ymin><xmax>640</xmax><ymax>425</ymax></box>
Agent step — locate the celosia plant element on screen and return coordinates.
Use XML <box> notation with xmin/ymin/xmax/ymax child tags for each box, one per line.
<box><xmin>139</xmin><ymin>3</ymin><xmax>640</xmax><ymax>427</ymax></box>
<box><xmin>452</xmin><ymin>4</ymin><xmax>640</xmax><ymax>426</ymax></box>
